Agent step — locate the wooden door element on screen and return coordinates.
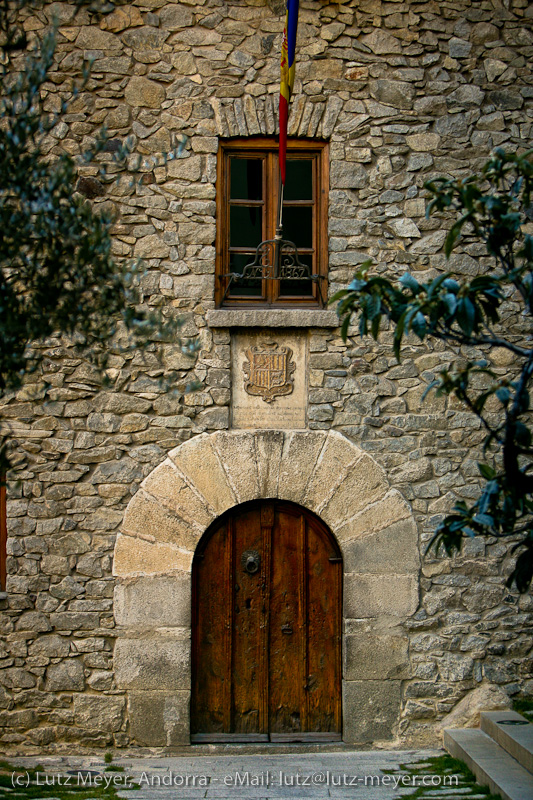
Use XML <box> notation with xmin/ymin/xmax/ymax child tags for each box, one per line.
<box><xmin>191</xmin><ymin>500</ymin><xmax>342</xmax><ymax>742</ymax></box>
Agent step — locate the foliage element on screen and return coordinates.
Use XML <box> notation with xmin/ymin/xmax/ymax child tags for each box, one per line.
<box><xmin>0</xmin><ymin>1</ymin><xmax>118</xmax><ymax>52</ymax></box>
<box><xmin>512</xmin><ymin>696</ymin><xmax>533</xmax><ymax>721</ymax></box>
<box><xmin>0</xmin><ymin>30</ymin><xmax>196</xmax><ymax>473</ymax></box>
<box><xmin>390</xmin><ymin>754</ymin><xmax>501</xmax><ymax>800</ymax></box>
<box><xmin>333</xmin><ymin>149</ymin><xmax>533</xmax><ymax>592</ymax></box>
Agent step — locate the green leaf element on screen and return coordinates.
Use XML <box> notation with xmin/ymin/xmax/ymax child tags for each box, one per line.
<box><xmin>478</xmin><ymin>463</ymin><xmax>496</xmax><ymax>480</ymax></box>
<box><xmin>456</xmin><ymin>297</ymin><xmax>476</xmax><ymax>335</ymax></box>
<box><xmin>393</xmin><ymin>312</ymin><xmax>406</xmax><ymax>361</ymax></box>
<box><xmin>340</xmin><ymin>313</ymin><xmax>351</xmax><ymax>342</ymax></box>
<box><xmin>445</xmin><ymin>219</ymin><xmax>464</xmax><ymax>257</ymax></box>
<box><xmin>421</xmin><ymin>379</ymin><xmax>439</xmax><ymax>402</ymax></box>
<box><xmin>443</xmin><ymin>278</ymin><xmax>460</xmax><ymax>292</ymax></box>
<box><xmin>399</xmin><ymin>272</ymin><xmax>421</xmax><ymax>294</ymax></box>
<box><xmin>473</xmin><ymin>513</ymin><xmax>494</xmax><ymax>528</ymax></box>
<box><xmin>366</xmin><ymin>293</ymin><xmax>381</xmax><ymax>320</ymax></box>
<box><xmin>371</xmin><ymin>312</ymin><xmax>381</xmax><ymax>340</ymax></box>
<box><xmin>410</xmin><ymin>310</ymin><xmax>427</xmax><ymax>339</ymax></box>
<box><xmin>443</xmin><ymin>293</ymin><xmax>457</xmax><ymax>315</ymax></box>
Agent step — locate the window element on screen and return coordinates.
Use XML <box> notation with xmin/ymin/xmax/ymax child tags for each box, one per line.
<box><xmin>215</xmin><ymin>138</ymin><xmax>328</xmax><ymax>308</ymax></box>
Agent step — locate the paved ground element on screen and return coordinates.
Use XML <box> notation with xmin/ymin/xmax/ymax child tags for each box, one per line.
<box><xmin>6</xmin><ymin>746</ymin><xmax>480</xmax><ymax>800</ymax></box>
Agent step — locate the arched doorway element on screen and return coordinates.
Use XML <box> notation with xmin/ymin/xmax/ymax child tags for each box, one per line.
<box><xmin>114</xmin><ymin>430</ymin><xmax>419</xmax><ymax>746</ymax></box>
<box><xmin>191</xmin><ymin>499</ymin><xmax>342</xmax><ymax>742</ymax></box>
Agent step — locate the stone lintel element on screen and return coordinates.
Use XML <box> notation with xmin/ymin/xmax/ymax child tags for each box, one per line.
<box><xmin>206</xmin><ymin>309</ymin><xmax>339</xmax><ymax>328</ymax></box>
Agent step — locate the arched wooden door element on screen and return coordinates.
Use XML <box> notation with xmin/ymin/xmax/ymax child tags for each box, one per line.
<box><xmin>191</xmin><ymin>500</ymin><xmax>342</xmax><ymax>742</ymax></box>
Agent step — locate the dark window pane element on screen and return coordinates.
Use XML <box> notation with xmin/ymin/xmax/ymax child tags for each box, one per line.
<box><xmin>230</xmin><ymin>205</ymin><xmax>262</xmax><ymax>248</ymax></box>
<box><xmin>279</xmin><ymin>244</ymin><xmax>314</xmax><ymax>297</ymax></box>
<box><xmin>230</xmin><ymin>158</ymin><xmax>263</xmax><ymax>200</ymax></box>
<box><xmin>283</xmin><ymin>159</ymin><xmax>313</xmax><ymax>201</ymax></box>
<box><xmin>281</xmin><ymin>205</ymin><xmax>313</xmax><ymax>249</ymax></box>
<box><xmin>228</xmin><ymin>252</ymin><xmax>263</xmax><ymax>297</ymax></box>
<box><xmin>279</xmin><ymin>278</ymin><xmax>314</xmax><ymax>297</ymax></box>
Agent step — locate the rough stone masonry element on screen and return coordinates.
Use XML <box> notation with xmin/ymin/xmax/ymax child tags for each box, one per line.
<box><xmin>0</xmin><ymin>0</ymin><xmax>532</xmax><ymax>751</ymax></box>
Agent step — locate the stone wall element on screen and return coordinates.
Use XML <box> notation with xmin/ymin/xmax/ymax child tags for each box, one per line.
<box><xmin>1</xmin><ymin>0</ymin><xmax>532</xmax><ymax>751</ymax></box>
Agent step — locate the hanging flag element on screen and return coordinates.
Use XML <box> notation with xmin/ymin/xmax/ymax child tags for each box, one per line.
<box><xmin>279</xmin><ymin>0</ymin><xmax>299</xmax><ymax>186</ymax></box>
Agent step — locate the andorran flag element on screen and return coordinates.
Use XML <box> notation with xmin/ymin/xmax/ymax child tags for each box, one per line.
<box><xmin>279</xmin><ymin>0</ymin><xmax>299</xmax><ymax>185</ymax></box>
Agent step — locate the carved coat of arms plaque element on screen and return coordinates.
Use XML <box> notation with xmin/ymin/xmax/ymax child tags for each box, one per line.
<box><xmin>243</xmin><ymin>342</ymin><xmax>296</xmax><ymax>403</ymax></box>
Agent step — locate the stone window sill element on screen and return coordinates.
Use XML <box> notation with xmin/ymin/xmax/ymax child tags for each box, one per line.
<box><xmin>0</xmin><ymin>592</ymin><xmax>7</xmax><ymax>600</ymax></box>
<box><xmin>206</xmin><ymin>309</ymin><xmax>339</xmax><ymax>328</ymax></box>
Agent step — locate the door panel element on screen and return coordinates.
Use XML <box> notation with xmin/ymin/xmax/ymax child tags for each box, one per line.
<box><xmin>269</xmin><ymin>507</ymin><xmax>305</xmax><ymax>734</ymax></box>
<box><xmin>191</xmin><ymin>518</ymin><xmax>230</xmax><ymax>734</ymax></box>
<box><xmin>306</xmin><ymin>521</ymin><xmax>341</xmax><ymax>732</ymax></box>
<box><xmin>191</xmin><ymin>500</ymin><xmax>341</xmax><ymax>742</ymax></box>
<box><xmin>232</xmin><ymin>506</ymin><xmax>266</xmax><ymax>734</ymax></box>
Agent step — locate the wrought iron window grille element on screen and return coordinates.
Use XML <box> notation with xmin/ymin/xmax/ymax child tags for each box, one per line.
<box><xmin>222</xmin><ymin>224</ymin><xmax>326</xmax><ymax>305</ymax></box>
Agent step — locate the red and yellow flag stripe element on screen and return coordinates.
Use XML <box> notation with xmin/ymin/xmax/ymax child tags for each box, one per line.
<box><xmin>279</xmin><ymin>0</ymin><xmax>299</xmax><ymax>185</ymax></box>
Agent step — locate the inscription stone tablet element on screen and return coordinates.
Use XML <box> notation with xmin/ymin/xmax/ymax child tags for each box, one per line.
<box><xmin>231</xmin><ymin>331</ymin><xmax>307</xmax><ymax>429</ymax></box>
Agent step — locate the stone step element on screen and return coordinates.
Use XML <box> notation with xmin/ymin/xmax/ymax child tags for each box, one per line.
<box><xmin>444</xmin><ymin>728</ymin><xmax>533</xmax><ymax>800</ymax></box>
<box><xmin>481</xmin><ymin>711</ymin><xmax>533</xmax><ymax>775</ymax></box>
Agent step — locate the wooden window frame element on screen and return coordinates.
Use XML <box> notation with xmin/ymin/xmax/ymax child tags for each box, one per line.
<box><xmin>215</xmin><ymin>138</ymin><xmax>329</xmax><ymax>308</ymax></box>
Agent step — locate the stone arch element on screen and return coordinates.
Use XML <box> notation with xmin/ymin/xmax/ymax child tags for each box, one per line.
<box><xmin>113</xmin><ymin>430</ymin><xmax>420</xmax><ymax>747</ymax></box>
<box><xmin>210</xmin><ymin>94</ymin><xmax>343</xmax><ymax>139</ymax></box>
